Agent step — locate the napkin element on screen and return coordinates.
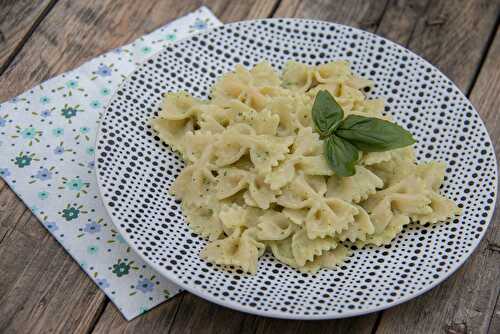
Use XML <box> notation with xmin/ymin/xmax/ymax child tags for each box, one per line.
<box><xmin>0</xmin><ymin>7</ymin><xmax>222</xmax><ymax>320</ymax></box>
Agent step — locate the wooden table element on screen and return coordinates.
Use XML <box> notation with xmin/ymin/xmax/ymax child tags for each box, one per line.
<box><xmin>0</xmin><ymin>0</ymin><xmax>499</xmax><ymax>333</ymax></box>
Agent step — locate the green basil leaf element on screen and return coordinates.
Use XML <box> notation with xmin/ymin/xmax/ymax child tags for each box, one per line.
<box><xmin>336</xmin><ymin>115</ymin><xmax>416</xmax><ymax>152</ymax></box>
<box><xmin>312</xmin><ymin>90</ymin><xmax>344</xmax><ymax>135</ymax></box>
<box><xmin>324</xmin><ymin>135</ymin><xmax>359</xmax><ymax>176</ymax></box>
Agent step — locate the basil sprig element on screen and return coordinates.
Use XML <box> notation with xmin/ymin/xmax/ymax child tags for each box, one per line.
<box><xmin>312</xmin><ymin>90</ymin><xmax>416</xmax><ymax>176</ymax></box>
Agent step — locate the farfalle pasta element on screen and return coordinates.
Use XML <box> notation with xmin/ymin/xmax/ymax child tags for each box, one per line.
<box><xmin>152</xmin><ymin>61</ymin><xmax>461</xmax><ymax>274</ymax></box>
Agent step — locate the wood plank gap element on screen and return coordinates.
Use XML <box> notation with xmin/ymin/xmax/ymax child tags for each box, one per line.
<box><xmin>370</xmin><ymin>311</ymin><xmax>383</xmax><ymax>334</ymax></box>
<box><xmin>0</xmin><ymin>0</ymin><xmax>59</xmax><ymax>77</ymax></box>
<box><xmin>487</xmin><ymin>290</ymin><xmax>500</xmax><ymax>334</ymax></box>
<box><xmin>166</xmin><ymin>292</ymin><xmax>187</xmax><ymax>334</ymax></box>
<box><xmin>465</xmin><ymin>21</ymin><xmax>500</xmax><ymax>97</ymax></box>
<box><xmin>371</xmin><ymin>0</ymin><xmax>391</xmax><ymax>32</ymax></box>
<box><xmin>269</xmin><ymin>0</ymin><xmax>283</xmax><ymax>17</ymax></box>
<box><xmin>85</xmin><ymin>299</ymin><xmax>111</xmax><ymax>334</ymax></box>
<box><xmin>0</xmin><ymin>207</ymin><xmax>30</xmax><ymax>245</ymax></box>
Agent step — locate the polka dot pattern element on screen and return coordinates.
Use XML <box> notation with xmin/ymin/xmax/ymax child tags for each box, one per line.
<box><xmin>96</xmin><ymin>19</ymin><xmax>498</xmax><ymax>319</ymax></box>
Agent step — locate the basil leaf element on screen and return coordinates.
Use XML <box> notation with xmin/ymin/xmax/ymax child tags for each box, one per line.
<box><xmin>312</xmin><ymin>90</ymin><xmax>344</xmax><ymax>135</ymax></box>
<box><xmin>336</xmin><ymin>115</ymin><xmax>416</xmax><ymax>152</ymax></box>
<box><xmin>324</xmin><ymin>135</ymin><xmax>359</xmax><ymax>176</ymax></box>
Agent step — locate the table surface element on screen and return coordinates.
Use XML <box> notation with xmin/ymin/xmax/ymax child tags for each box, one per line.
<box><xmin>0</xmin><ymin>0</ymin><xmax>499</xmax><ymax>333</ymax></box>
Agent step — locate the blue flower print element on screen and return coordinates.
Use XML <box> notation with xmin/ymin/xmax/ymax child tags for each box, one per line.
<box><xmin>83</xmin><ymin>221</ymin><xmax>101</xmax><ymax>234</ymax></box>
<box><xmin>13</xmin><ymin>125</ymin><xmax>41</xmax><ymax>145</ymax></box>
<box><xmin>65</xmin><ymin>177</ymin><xmax>84</xmax><ymax>191</ymax></box>
<box><xmin>86</xmin><ymin>147</ymin><xmax>95</xmax><ymax>155</ymax></box>
<box><xmin>164</xmin><ymin>33</ymin><xmax>176</xmax><ymax>41</ymax></box>
<box><xmin>0</xmin><ymin>118</ymin><xmax>5</xmax><ymax>127</ymax></box>
<box><xmin>60</xmin><ymin>104</ymin><xmax>82</xmax><ymax>123</ymax></box>
<box><xmin>53</xmin><ymin>141</ymin><xmax>73</xmax><ymax>155</ymax></box>
<box><xmin>100</xmin><ymin>88</ymin><xmax>111</xmax><ymax>96</ymax></box>
<box><xmin>35</xmin><ymin>167</ymin><xmax>52</xmax><ymax>181</ymax></box>
<box><xmin>97</xmin><ymin>64</ymin><xmax>112</xmax><ymax>77</ymax></box>
<box><xmin>52</xmin><ymin>127</ymin><xmax>64</xmax><ymax>137</ymax></box>
<box><xmin>21</xmin><ymin>127</ymin><xmax>37</xmax><ymax>139</ymax></box>
<box><xmin>40</xmin><ymin>96</ymin><xmax>50</xmax><ymax>104</ymax></box>
<box><xmin>41</xmin><ymin>110</ymin><xmax>52</xmax><ymax>118</ymax></box>
<box><xmin>140</xmin><ymin>46</ymin><xmax>152</xmax><ymax>54</ymax></box>
<box><xmin>0</xmin><ymin>168</ymin><xmax>10</xmax><ymax>177</ymax></box>
<box><xmin>15</xmin><ymin>155</ymin><xmax>32</xmax><ymax>167</ymax></box>
<box><xmin>61</xmin><ymin>204</ymin><xmax>85</xmax><ymax>221</ymax></box>
<box><xmin>45</xmin><ymin>221</ymin><xmax>58</xmax><ymax>232</ymax></box>
<box><xmin>87</xmin><ymin>161</ymin><xmax>95</xmax><ymax>169</ymax></box>
<box><xmin>61</xmin><ymin>176</ymin><xmax>88</xmax><ymax>197</ymax></box>
<box><xmin>96</xmin><ymin>278</ymin><xmax>110</xmax><ymax>288</ymax></box>
<box><xmin>90</xmin><ymin>100</ymin><xmax>101</xmax><ymax>109</ymax></box>
<box><xmin>192</xmin><ymin>18</ymin><xmax>208</xmax><ymax>30</ymax></box>
<box><xmin>136</xmin><ymin>278</ymin><xmax>155</xmax><ymax>293</ymax></box>
<box><xmin>61</xmin><ymin>107</ymin><xmax>78</xmax><ymax>119</ymax></box>
<box><xmin>54</xmin><ymin>146</ymin><xmax>65</xmax><ymax>155</ymax></box>
<box><xmin>13</xmin><ymin>152</ymin><xmax>36</xmax><ymax>168</ymax></box>
<box><xmin>116</xmin><ymin>234</ymin><xmax>126</xmax><ymax>244</ymax></box>
<box><xmin>87</xmin><ymin>245</ymin><xmax>99</xmax><ymax>255</ymax></box>
<box><xmin>112</xmin><ymin>47</ymin><xmax>123</xmax><ymax>54</ymax></box>
<box><xmin>37</xmin><ymin>191</ymin><xmax>49</xmax><ymax>200</ymax></box>
<box><xmin>66</xmin><ymin>80</ymin><xmax>78</xmax><ymax>89</ymax></box>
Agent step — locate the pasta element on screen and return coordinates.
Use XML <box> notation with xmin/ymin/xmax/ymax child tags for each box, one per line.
<box><xmin>152</xmin><ymin>60</ymin><xmax>461</xmax><ymax>274</ymax></box>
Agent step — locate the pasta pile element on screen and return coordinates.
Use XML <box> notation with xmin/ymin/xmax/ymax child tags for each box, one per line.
<box><xmin>152</xmin><ymin>61</ymin><xmax>461</xmax><ymax>274</ymax></box>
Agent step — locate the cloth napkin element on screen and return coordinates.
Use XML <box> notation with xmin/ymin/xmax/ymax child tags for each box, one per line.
<box><xmin>0</xmin><ymin>7</ymin><xmax>222</xmax><ymax>320</ymax></box>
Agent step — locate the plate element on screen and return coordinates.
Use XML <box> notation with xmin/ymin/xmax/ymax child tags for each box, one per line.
<box><xmin>95</xmin><ymin>19</ymin><xmax>498</xmax><ymax>319</ymax></box>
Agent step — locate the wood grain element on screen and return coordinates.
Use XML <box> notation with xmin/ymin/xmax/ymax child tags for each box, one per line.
<box><xmin>376</xmin><ymin>0</ymin><xmax>429</xmax><ymax>45</ymax></box>
<box><xmin>0</xmin><ymin>0</ymin><xmax>277</xmax><ymax>102</ymax></box>
<box><xmin>168</xmin><ymin>293</ymin><xmax>258</xmax><ymax>334</ymax></box>
<box><xmin>92</xmin><ymin>293</ymin><xmax>184</xmax><ymax>334</ymax></box>
<box><xmin>275</xmin><ymin>0</ymin><xmax>389</xmax><ymax>31</ymax></box>
<box><xmin>0</xmin><ymin>0</ymin><xmax>498</xmax><ymax>333</ymax></box>
<box><xmin>405</xmin><ymin>0</ymin><xmax>499</xmax><ymax>93</ymax></box>
<box><xmin>490</xmin><ymin>293</ymin><xmax>500</xmax><ymax>334</ymax></box>
<box><xmin>0</xmin><ymin>0</ymin><xmax>55</xmax><ymax>71</ymax></box>
<box><xmin>0</xmin><ymin>211</ymin><xmax>107</xmax><ymax>333</ymax></box>
<box><xmin>376</xmin><ymin>24</ymin><xmax>500</xmax><ymax>334</ymax></box>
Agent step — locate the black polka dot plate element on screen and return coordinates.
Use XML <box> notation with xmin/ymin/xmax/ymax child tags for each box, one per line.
<box><xmin>96</xmin><ymin>19</ymin><xmax>498</xmax><ymax>319</ymax></box>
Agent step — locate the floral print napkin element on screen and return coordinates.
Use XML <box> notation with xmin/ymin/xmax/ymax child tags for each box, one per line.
<box><xmin>0</xmin><ymin>7</ymin><xmax>222</xmax><ymax>320</ymax></box>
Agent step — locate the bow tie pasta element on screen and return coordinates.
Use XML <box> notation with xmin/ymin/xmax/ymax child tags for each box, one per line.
<box><xmin>151</xmin><ymin>61</ymin><xmax>461</xmax><ymax>274</ymax></box>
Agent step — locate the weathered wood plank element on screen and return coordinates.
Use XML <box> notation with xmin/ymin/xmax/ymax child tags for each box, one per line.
<box><xmin>0</xmin><ymin>0</ymin><xmax>278</xmax><ymax>102</ymax></box>
<box><xmin>274</xmin><ymin>0</ymin><xmax>389</xmax><ymax>32</ymax></box>
<box><xmin>405</xmin><ymin>0</ymin><xmax>499</xmax><ymax>93</ymax></box>
<box><xmin>489</xmin><ymin>293</ymin><xmax>500</xmax><ymax>334</ymax></box>
<box><xmin>168</xmin><ymin>293</ymin><xmax>258</xmax><ymax>334</ymax></box>
<box><xmin>0</xmin><ymin>0</ymin><xmax>55</xmax><ymax>70</ymax></box>
<box><xmin>254</xmin><ymin>314</ymin><xmax>379</xmax><ymax>334</ymax></box>
<box><xmin>376</xmin><ymin>0</ymin><xmax>429</xmax><ymax>45</ymax></box>
<box><xmin>92</xmin><ymin>293</ymin><xmax>184</xmax><ymax>334</ymax></box>
<box><xmin>0</xmin><ymin>185</ymin><xmax>29</xmax><ymax>233</ymax></box>
<box><xmin>0</xmin><ymin>208</ymin><xmax>106</xmax><ymax>333</ymax></box>
<box><xmin>376</xmin><ymin>25</ymin><xmax>500</xmax><ymax>334</ymax></box>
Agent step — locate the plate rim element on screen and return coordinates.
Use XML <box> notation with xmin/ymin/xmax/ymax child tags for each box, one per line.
<box><xmin>95</xmin><ymin>17</ymin><xmax>499</xmax><ymax>320</ymax></box>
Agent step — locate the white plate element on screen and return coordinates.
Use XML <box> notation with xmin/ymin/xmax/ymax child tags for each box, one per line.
<box><xmin>96</xmin><ymin>19</ymin><xmax>498</xmax><ymax>319</ymax></box>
